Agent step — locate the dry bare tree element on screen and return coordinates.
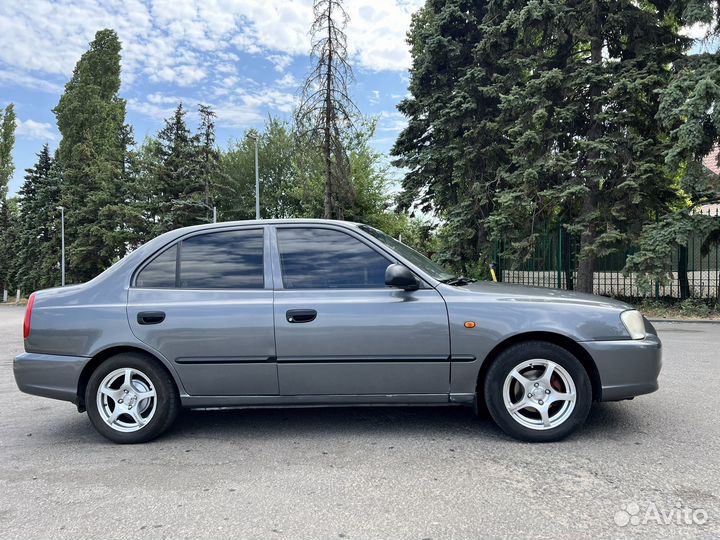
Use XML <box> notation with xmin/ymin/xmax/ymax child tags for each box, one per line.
<box><xmin>296</xmin><ymin>0</ymin><xmax>359</xmax><ymax>219</ymax></box>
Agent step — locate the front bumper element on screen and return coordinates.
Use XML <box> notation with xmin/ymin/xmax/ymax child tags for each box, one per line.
<box><xmin>580</xmin><ymin>333</ymin><xmax>662</xmax><ymax>401</ymax></box>
<box><xmin>14</xmin><ymin>352</ymin><xmax>90</xmax><ymax>404</ymax></box>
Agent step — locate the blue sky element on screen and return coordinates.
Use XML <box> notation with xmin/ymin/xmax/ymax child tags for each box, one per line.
<box><xmin>0</xmin><ymin>0</ymin><xmax>422</xmax><ymax>196</ymax></box>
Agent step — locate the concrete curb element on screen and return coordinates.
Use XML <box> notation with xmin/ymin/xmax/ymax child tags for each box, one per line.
<box><xmin>649</xmin><ymin>318</ymin><xmax>720</xmax><ymax>324</ymax></box>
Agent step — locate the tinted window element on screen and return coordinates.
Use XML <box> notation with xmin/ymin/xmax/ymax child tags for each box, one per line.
<box><xmin>136</xmin><ymin>244</ymin><xmax>177</xmax><ymax>288</ymax></box>
<box><xmin>179</xmin><ymin>229</ymin><xmax>264</xmax><ymax>289</ymax></box>
<box><xmin>277</xmin><ymin>228</ymin><xmax>390</xmax><ymax>289</ymax></box>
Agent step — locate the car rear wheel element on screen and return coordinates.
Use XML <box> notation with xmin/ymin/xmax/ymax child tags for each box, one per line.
<box><xmin>86</xmin><ymin>353</ymin><xmax>179</xmax><ymax>444</ymax></box>
<box><xmin>483</xmin><ymin>341</ymin><xmax>592</xmax><ymax>442</ymax></box>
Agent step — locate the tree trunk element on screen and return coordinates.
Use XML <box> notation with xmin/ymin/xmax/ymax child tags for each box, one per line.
<box><xmin>576</xmin><ymin>21</ymin><xmax>603</xmax><ymax>294</ymax></box>
<box><xmin>322</xmin><ymin>2</ymin><xmax>334</xmax><ymax>220</ymax></box>
<box><xmin>576</xmin><ymin>193</ymin><xmax>597</xmax><ymax>293</ymax></box>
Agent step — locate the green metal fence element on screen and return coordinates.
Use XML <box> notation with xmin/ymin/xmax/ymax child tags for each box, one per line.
<box><xmin>493</xmin><ymin>207</ymin><xmax>720</xmax><ymax>299</ymax></box>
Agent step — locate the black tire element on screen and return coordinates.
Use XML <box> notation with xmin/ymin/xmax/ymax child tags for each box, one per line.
<box><xmin>86</xmin><ymin>352</ymin><xmax>179</xmax><ymax>444</ymax></box>
<box><xmin>483</xmin><ymin>341</ymin><xmax>592</xmax><ymax>442</ymax></box>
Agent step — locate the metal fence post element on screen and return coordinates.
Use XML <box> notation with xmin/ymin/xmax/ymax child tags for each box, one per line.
<box><xmin>557</xmin><ymin>223</ymin><xmax>563</xmax><ymax>289</ymax></box>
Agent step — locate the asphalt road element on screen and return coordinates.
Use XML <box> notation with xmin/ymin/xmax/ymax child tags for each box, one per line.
<box><xmin>1</xmin><ymin>305</ymin><xmax>718</xmax><ymax>539</ymax></box>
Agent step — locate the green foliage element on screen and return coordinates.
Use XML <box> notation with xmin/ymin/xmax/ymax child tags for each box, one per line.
<box><xmin>0</xmin><ymin>103</ymin><xmax>17</xmax><ymax>291</ymax></box>
<box><xmin>53</xmin><ymin>29</ymin><xmax>131</xmax><ymax>283</ymax></box>
<box><xmin>625</xmin><ymin>212</ymin><xmax>720</xmax><ymax>292</ymax></box>
<box><xmin>634</xmin><ymin>297</ymin><xmax>719</xmax><ymax>320</ymax></box>
<box><xmin>392</xmin><ymin>0</ymin><xmax>511</xmax><ymax>275</ymax></box>
<box><xmin>219</xmin><ymin>117</ymin><xmax>414</xmax><ymax>235</ymax></box>
<box><xmin>133</xmin><ymin>103</ymin><xmax>215</xmax><ymax>238</ymax></box>
<box><xmin>396</xmin><ymin>0</ymin><xmax>720</xmax><ymax>293</ymax></box>
<box><xmin>0</xmin><ymin>103</ymin><xmax>15</xmax><ymax>200</ymax></box>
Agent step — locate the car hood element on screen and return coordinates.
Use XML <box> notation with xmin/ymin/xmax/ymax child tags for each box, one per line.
<box><xmin>441</xmin><ymin>281</ymin><xmax>633</xmax><ymax>311</ymax></box>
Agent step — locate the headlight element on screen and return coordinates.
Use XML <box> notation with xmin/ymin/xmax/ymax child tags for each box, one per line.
<box><xmin>620</xmin><ymin>310</ymin><xmax>646</xmax><ymax>340</ymax></box>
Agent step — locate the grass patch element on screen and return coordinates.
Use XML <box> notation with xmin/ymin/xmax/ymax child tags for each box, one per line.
<box><xmin>633</xmin><ymin>298</ymin><xmax>720</xmax><ymax>320</ymax></box>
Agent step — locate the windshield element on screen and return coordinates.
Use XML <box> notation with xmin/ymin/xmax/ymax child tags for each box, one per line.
<box><xmin>358</xmin><ymin>225</ymin><xmax>454</xmax><ymax>282</ymax></box>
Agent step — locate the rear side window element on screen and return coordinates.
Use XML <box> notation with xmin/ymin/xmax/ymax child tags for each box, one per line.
<box><xmin>180</xmin><ymin>229</ymin><xmax>264</xmax><ymax>288</ymax></box>
<box><xmin>277</xmin><ymin>228</ymin><xmax>390</xmax><ymax>289</ymax></box>
<box><xmin>135</xmin><ymin>229</ymin><xmax>264</xmax><ymax>289</ymax></box>
<box><xmin>136</xmin><ymin>244</ymin><xmax>177</xmax><ymax>288</ymax></box>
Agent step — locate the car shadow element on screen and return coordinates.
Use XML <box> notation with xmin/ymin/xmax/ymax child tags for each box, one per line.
<box><xmin>168</xmin><ymin>405</ymin><xmax>497</xmax><ymax>441</ymax></box>
<box><xmin>158</xmin><ymin>400</ymin><xmax>642</xmax><ymax>443</ymax></box>
<box><xmin>36</xmin><ymin>400</ymin><xmax>645</xmax><ymax>445</ymax></box>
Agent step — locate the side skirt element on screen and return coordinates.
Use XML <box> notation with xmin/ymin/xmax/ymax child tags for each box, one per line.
<box><xmin>181</xmin><ymin>393</ymin><xmax>476</xmax><ymax>409</ymax></box>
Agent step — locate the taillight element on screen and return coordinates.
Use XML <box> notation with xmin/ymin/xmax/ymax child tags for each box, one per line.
<box><xmin>23</xmin><ymin>292</ymin><xmax>36</xmax><ymax>339</ymax></box>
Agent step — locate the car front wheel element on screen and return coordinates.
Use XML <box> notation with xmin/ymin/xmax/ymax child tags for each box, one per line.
<box><xmin>484</xmin><ymin>341</ymin><xmax>592</xmax><ymax>442</ymax></box>
<box><xmin>86</xmin><ymin>353</ymin><xmax>179</xmax><ymax>444</ymax></box>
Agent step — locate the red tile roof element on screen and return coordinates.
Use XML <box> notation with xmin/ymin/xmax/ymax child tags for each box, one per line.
<box><xmin>703</xmin><ymin>147</ymin><xmax>720</xmax><ymax>175</ymax></box>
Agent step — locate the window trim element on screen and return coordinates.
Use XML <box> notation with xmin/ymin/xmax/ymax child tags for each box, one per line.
<box><xmin>132</xmin><ymin>226</ymin><xmax>270</xmax><ymax>290</ymax></box>
<box><xmin>270</xmin><ymin>224</ymin><xmax>420</xmax><ymax>291</ymax></box>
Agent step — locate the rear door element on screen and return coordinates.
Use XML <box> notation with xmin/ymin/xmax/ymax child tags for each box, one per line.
<box><xmin>271</xmin><ymin>225</ymin><xmax>450</xmax><ymax>398</ymax></box>
<box><xmin>127</xmin><ymin>226</ymin><xmax>278</xmax><ymax>396</ymax></box>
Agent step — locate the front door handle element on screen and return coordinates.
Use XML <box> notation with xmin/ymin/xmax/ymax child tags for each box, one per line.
<box><xmin>137</xmin><ymin>311</ymin><xmax>165</xmax><ymax>325</ymax></box>
<box><xmin>286</xmin><ymin>309</ymin><xmax>317</xmax><ymax>323</ymax></box>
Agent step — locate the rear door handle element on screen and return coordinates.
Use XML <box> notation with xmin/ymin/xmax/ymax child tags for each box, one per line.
<box><xmin>137</xmin><ymin>311</ymin><xmax>165</xmax><ymax>325</ymax></box>
<box><xmin>286</xmin><ymin>309</ymin><xmax>317</xmax><ymax>323</ymax></box>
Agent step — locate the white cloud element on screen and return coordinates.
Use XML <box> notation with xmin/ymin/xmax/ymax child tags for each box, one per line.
<box><xmin>129</xmin><ymin>84</ymin><xmax>297</xmax><ymax>129</ymax></box>
<box><xmin>0</xmin><ymin>0</ymin><xmax>420</xmax><ymax>96</ymax></box>
<box><xmin>276</xmin><ymin>73</ymin><xmax>298</xmax><ymax>88</ymax></box>
<box><xmin>0</xmin><ymin>0</ymin><xmax>420</xmax><ymax>139</ymax></box>
<box><xmin>377</xmin><ymin>110</ymin><xmax>407</xmax><ymax>133</ymax></box>
<box><xmin>16</xmin><ymin>119</ymin><xmax>58</xmax><ymax>141</ymax></box>
<box><xmin>0</xmin><ymin>69</ymin><xmax>63</xmax><ymax>94</ymax></box>
<box><xmin>681</xmin><ymin>23</ymin><xmax>711</xmax><ymax>40</ymax></box>
<box><xmin>267</xmin><ymin>54</ymin><xmax>293</xmax><ymax>72</ymax></box>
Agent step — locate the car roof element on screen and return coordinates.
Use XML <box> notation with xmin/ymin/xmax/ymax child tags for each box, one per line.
<box><xmin>164</xmin><ymin>218</ymin><xmax>363</xmax><ymax>235</ymax></box>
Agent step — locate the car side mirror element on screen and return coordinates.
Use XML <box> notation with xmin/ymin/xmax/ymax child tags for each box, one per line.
<box><xmin>385</xmin><ymin>264</ymin><xmax>419</xmax><ymax>291</ymax></box>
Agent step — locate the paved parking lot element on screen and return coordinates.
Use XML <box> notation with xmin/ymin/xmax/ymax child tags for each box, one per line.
<box><xmin>1</xmin><ymin>305</ymin><xmax>718</xmax><ymax>539</ymax></box>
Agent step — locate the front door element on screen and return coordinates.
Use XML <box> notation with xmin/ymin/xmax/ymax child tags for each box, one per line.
<box><xmin>272</xmin><ymin>225</ymin><xmax>450</xmax><ymax>398</ymax></box>
<box><xmin>127</xmin><ymin>226</ymin><xmax>278</xmax><ymax>396</ymax></box>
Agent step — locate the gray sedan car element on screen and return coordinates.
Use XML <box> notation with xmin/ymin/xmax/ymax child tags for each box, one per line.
<box><xmin>14</xmin><ymin>219</ymin><xmax>661</xmax><ymax>443</ymax></box>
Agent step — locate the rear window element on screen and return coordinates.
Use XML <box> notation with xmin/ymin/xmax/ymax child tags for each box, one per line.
<box><xmin>135</xmin><ymin>229</ymin><xmax>264</xmax><ymax>289</ymax></box>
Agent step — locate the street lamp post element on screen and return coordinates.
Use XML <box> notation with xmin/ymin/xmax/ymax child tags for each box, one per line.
<box><xmin>56</xmin><ymin>206</ymin><xmax>65</xmax><ymax>286</ymax></box>
<box><xmin>250</xmin><ymin>135</ymin><xmax>260</xmax><ymax>220</ymax></box>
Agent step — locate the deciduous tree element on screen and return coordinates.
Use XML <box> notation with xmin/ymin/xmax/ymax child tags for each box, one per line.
<box><xmin>0</xmin><ymin>103</ymin><xmax>17</xmax><ymax>293</ymax></box>
<box><xmin>53</xmin><ymin>29</ymin><xmax>131</xmax><ymax>282</ymax></box>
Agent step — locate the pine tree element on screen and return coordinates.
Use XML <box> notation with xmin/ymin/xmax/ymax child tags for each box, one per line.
<box><xmin>397</xmin><ymin>0</ymin><xmax>720</xmax><ymax>292</ymax></box>
<box><xmin>485</xmin><ymin>0</ymin><xmax>693</xmax><ymax>293</ymax></box>
<box><xmin>53</xmin><ymin>29</ymin><xmax>131</xmax><ymax>283</ymax></box>
<box><xmin>296</xmin><ymin>0</ymin><xmax>359</xmax><ymax>219</ymax></box>
<box><xmin>392</xmin><ymin>0</ymin><xmax>515</xmax><ymax>274</ymax></box>
<box><xmin>625</xmin><ymin>48</ymin><xmax>720</xmax><ymax>291</ymax></box>
<box><xmin>139</xmin><ymin>104</ymin><xmax>207</xmax><ymax>235</ymax></box>
<box><xmin>15</xmin><ymin>145</ymin><xmax>63</xmax><ymax>292</ymax></box>
<box><xmin>195</xmin><ymin>105</ymin><xmax>230</xmax><ymax>222</ymax></box>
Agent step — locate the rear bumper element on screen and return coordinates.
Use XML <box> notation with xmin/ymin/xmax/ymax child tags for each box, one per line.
<box><xmin>14</xmin><ymin>352</ymin><xmax>89</xmax><ymax>404</ymax></box>
<box><xmin>580</xmin><ymin>334</ymin><xmax>662</xmax><ymax>401</ymax></box>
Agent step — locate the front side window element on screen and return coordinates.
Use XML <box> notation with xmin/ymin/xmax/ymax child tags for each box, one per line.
<box><xmin>135</xmin><ymin>229</ymin><xmax>264</xmax><ymax>289</ymax></box>
<box><xmin>357</xmin><ymin>224</ymin><xmax>454</xmax><ymax>282</ymax></box>
<box><xmin>277</xmin><ymin>228</ymin><xmax>391</xmax><ymax>289</ymax></box>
